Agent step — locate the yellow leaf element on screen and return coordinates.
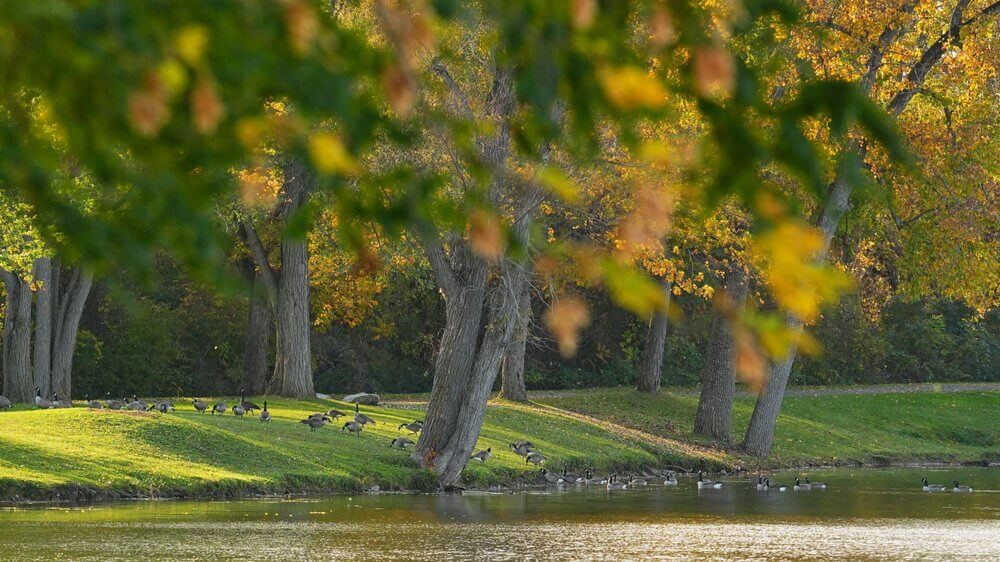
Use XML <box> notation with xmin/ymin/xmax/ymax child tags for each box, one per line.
<box><xmin>467</xmin><ymin>209</ymin><xmax>505</xmax><ymax>262</ymax></box>
<box><xmin>544</xmin><ymin>296</ymin><xmax>591</xmax><ymax>357</ymax></box>
<box><xmin>599</xmin><ymin>66</ymin><xmax>667</xmax><ymax>110</ymax></box>
<box><xmin>538</xmin><ymin>166</ymin><xmax>578</xmax><ymax>202</ymax></box>
<box><xmin>175</xmin><ymin>25</ymin><xmax>209</xmax><ymax>66</ymax></box>
<box><xmin>309</xmin><ymin>133</ymin><xmax>360</xmax><ymax>175</ymax></box>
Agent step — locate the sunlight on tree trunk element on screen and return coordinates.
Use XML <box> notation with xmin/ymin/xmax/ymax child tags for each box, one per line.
<box><xmin>636</xmin><ymin>281</ymin><xmax>673</xmax><ymax>393</ymax></box>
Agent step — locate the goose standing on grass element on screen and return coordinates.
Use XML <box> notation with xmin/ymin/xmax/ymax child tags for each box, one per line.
<box><xmin>509</xmin><ymin>442</ymin><xmax>533</xmax><ymax>456</ymax></box>
<box><xmin>390</xmin><ymin>437</ymin><xmax>415</xmax><ymax>449</ymax></box>
<box><xmin>607</xmin><ymin>474</ymin><xmax>627</xmax><ymax>490</ymax></box>
<box><xmin>398</xmin><ymin>421</ymin><xmax>423</xmax><ymax>434</ymax></box>
<box><xmin>540</xmin><ymin>469</ymin><xmax>565</xmax><ymax>484</ymax></box>
<box><xmin>232</xmin><ymin>403</ymin><xmax>246</xmax><ymax>419</ymax></box>
<box><xmin>0</xmin><ymin>395</ymin><xmax>11</xmax><ymax>410</ymax></box>
<box><xmin>326</xmin><ymin>408</ymin><xmax>346</xmax><ymax>420</ymax></box>
<box><xmin>212</xmin><ymin>402</ymin><xmax>227</xmax><ymax>416</ymax></box>
<box><xmin>805</xmin><ymin>477</ymin><xmax>826</xmax><ymax>489</ymax></box>
<box><xmin>34</xmin><ymin>388</ymin><xmax>53</xmax><ymax>409</ymax></box>
<box><xmin>301</xmin><ymin>415</ymin><xmax>332</xmax><ymax>431</ymax></box>
<box><xmin>952</xmin><ymin>481</ymin><xmax>973</xmax><ymax>493</ymax></box>
<box><xmin>794</xmin><ymin>477</ymin><xmax>810</xmax><ymax>491</ymax></box>
<box><xmin>85</xmin><ymin>395</ymin><xmax>103</xmax><ymax>409</ymax></box>
<box><xmin>341</xmin><ymin>420</ymin><xmax>363</xmax><ymax>435</ymax></box>
<box><xmin>259</xmin><ymin>401</ymin><xmax>271</xmax><ymax>423</ymax></box>
<box><xmin>697</xmin><ymin>471</ymin><xmax>723</xmax><ymax>490</ymax></box>
<box><xmin>53</xmin><ymin>394</ymin><xmax>73</xmax><ymax>408</ymax></box>
<box><xmin>192</xmin><ymin>399</ymin><xmax>208</xmax><ymax>413</ymax></box>
<box><xmin>469</xmin><ymin>448</ymin><xmax>492</xmax><ymax>463</ymax></box>
<box><xmin>353</xmin><ymin>403</ymin><xmax>376</xmax><ymax>426</ymax></box>
<box><xmin>239</xmin><ymin>390</ymin><xmax>261</xmax><ymax>414</ymax></box>
<box><xmin>921</xmin><ymin>478</ymin><xmax>947</xmax><ymax>492</ymax></box>
<box><xmin>525</xmin><ymin>451</ymin><xmax>546</xmax><ymax>465</ymax></box>
<box><xmin>107</xmin><ymin>394</ymin><xmax>126</xmax><ymax>410</ymax></box>
<box><xmin>664</xmin><ymin>472</ymin><xmax>678</xmax><ymax>486</ymax></box>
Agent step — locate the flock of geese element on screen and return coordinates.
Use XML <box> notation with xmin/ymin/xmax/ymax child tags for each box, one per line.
<box><xmin>6</xmin><ymin>389</ymin><xmax>979</xmax><ymax>493</ymax></box>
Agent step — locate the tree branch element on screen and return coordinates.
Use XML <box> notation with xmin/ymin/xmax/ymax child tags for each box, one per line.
<box><xmin>430</xmin><ymin>58</ymin><xmax>475</xmax><ymax>121</ymax></box>
<box><xmin>417</xmin><ymin>228</ymin><xmax>459</xmax><ymax>298</ymax></box>
<box><xmin>238</xmin><ymin>219</ymin><xmax>279</xmax><ymax>306</ymax></box>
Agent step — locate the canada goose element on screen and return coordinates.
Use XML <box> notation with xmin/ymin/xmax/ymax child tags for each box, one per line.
<box><xmin>326</xmin><ymin>409</ymin><xmax>346</xmax><ymax>419</ymax></box>
<box><xmin>805</xmin><ymin>477</ymin><xmax>826</xmax><ymax>489</ymax></box>
<box><xmin>469</xmin><ymin>448</ymin><xmax>492</xmax><ymax>463</ymax></box>
<box><xmin>232</xmin><ymin>404</ymin><xmax>246</xmax><ymax>419</ymax></box>
<box><xmin>0</xmin><ymin>395</ymin><xmax>11</xmax><ymax>409</ymax></box>
<box><xmin>628</xmin><ymin>475</ymin><xmax>649</xmax><ymax>487</ymax></box>
<box><xmin>525</xmin><ymin>451</ymin><xmax>546</xmax><ymax>465</ymax></box>
<box><xmin>794</xmin><ymin>477</ymin><xmax>810</xmax><ymax>491</ymax></box>
<box><xmin>398</xmin><ymin>421</ymin><xmax>423</xmax><ymax>434</ymax></box>
<box><xmin>761</xmin><ymin>478</ymin><xmax>771</xmax><ymax>491</ymax></box>
<box><xmin>52</xmin><ymin>394</ymin><xmax>72</xmax><ymax>408</ymax></box>
<box><xmin>664</xmin><ymin>472</ymin><xmax>678</xmax><ymax>486</ymax></box>
<box><xmin>697</xmin><ymin>471</ymin><xmax>723</xmax><ymax>490</ymax></box>
<box><xmin>107</xmin><ymin>394</ymin><xmax>126</xmax><ymax>410</ymax></box>
<box><xmin>562</xmin><ymin>466</ymin><xmax>582</xmax><ymax>484</ymax></box>
<box><xmin>606</xmin><ymin>474</ymin><xmax>627</xmax><ymax>490</ymax></box>
<box><xmin>127</xmin><ymin>396</ymin><xmax>147</xmax><ymax>411</ymax></box>
<box><xmin>768</xmin><ymin>478</ymin><xmax>788</xmax><ymax>492</ymax></box>
<box><xmin>921</xmin><ymin>477</ymin><xmax>947</xmax><ymax>492</ymax></box>
<box><xmin>584</xmin><ymin>470</ymin><xmax>606</xmax><ymax>486</ymax></box>
<box><xmin>212</xmin><ymin>402</ymin><xmax>227</xmax><ymax>415</ymax></box>
<box><xmin>756</xmin><ymin>476</ymin><xmax>766</xmax><ymax>490</ymax></box>
<box><xmin>952</xmin><ymin>481</ymin><xmax>973</xmax><ymax>493</ymax></box>
<box><xmin>238</xmin><ymin>390</ymin><xmax>261</xmax><ymax>413</ymax></box>
<box><xmin>353</xmin><ymin>403</ymin><xmax>376</xmax><ymax>425</ymax></box>
<box><xmin>85</xmin><ymin>395</ymin><xmax>103</xmax><ymax>409</ymax></box>
<box><xmin>341</xmin><ymin>420</ymin><xmax>363</xmax><ymax>435</ymax></box>
<box><xmin>150</xmin><ymin>401</ymin><xmax>174</xmax><ymax>413</ymax></box>
<box><xmin>390</xmin><ymin>436</ymin><xmax>415</xmax><ymax>449</ymax></box>
<box><xmin>509</xmin><ymin>442</ymin><xmax>533</xmax><ymax>456</ymax></box>
<box><xmin>192</xmin><ymin>399</ymin><xmax>208</xmax><ymax>413</ymax></box>
<box><xmin>34</xmin><ymin>388</ymin><xmax>53</xmax><ymax>409</ymax></box>
<box><xmin>540</xmin><ymin>468</ymin><xmax>565</xmax><ymax>484</ymax></box>
<box><xmin>513</xmin><ymin>440</ymin><xmax>535</xmax><ymax>449</ymax></box>
<box><xmin>302</xmin><ymin>415</ymin><xmax>333</xmax><ymax>431</ymax></box>
<box><xmin>259</xmin><ymin>401</ymin><xmax>271</xmax><ymax>423</ymax></box>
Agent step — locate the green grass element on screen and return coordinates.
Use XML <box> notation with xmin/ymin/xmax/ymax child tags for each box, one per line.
<box><xmin>1</xmin><ymin>388</ymin><xmax>995</xmax><ymax>502</ymax></box>
<box><xmin>536</xmin><ymin>388</ymin><xmax>1000</xmax><ymax>467</ymax></box>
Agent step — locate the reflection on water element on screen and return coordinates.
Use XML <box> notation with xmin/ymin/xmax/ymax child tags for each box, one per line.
<box><xmin>1</xmin><ymin>468</ymin><xmax>998</xmax><ymax>560</ymax></box>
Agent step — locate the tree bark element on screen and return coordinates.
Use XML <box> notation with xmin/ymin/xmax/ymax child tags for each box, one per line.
<box><xmin>1</xmin><ymin>271</ymin><xmax>34</xmax><ymax>403</ymax></box>
<box><xmin>500</xmin><ymin>283</ymin><xmax>530</xmax><ymax>401</ymax></box>
<box><xmin>636</xmin><ymin>281</ymin><xmax>673</xmax><ymax>393</ymax></box>
<box><xmin>32</xmin><ymin>258</ymin><xmax>53</xmax><ymax>397</ymax></box>
<box><xmin>50</xmin><ymin>267</ymin><xmax>92</xmax><ymax>399</ymax></box>
<box><xmin>242</xmin><ymin>271</ymin><xmax>271</xmax><ymax>395</ymax></box>
<box><xmin>694</xmin><ymin>266</ymin><xmax>749</xmax><ymax>440</ymax></box>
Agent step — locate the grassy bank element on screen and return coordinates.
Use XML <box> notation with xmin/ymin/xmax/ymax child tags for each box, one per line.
<box><xmin>0</xmin><ymin>387</ymin><xmax>996</xmax><ymax>502</ymax></box>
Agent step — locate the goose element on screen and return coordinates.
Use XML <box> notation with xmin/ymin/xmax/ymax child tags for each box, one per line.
<box><xmin>628</xmin><ymin>474</ymin><xmax>649</xmax><ymax>487</ymax></box>
<box><xmin>794</xmin><ymin>477</ymin><xmax>810</xmax><ymax>491</ymax></box>
<box><xmin>767</xmin><ymin>478</ymin><xmax>788</xmax><ymax>492</ymax></box>
<box><xmin>353</xmin><ymin>403</ymin><xmax>376</xmax><ymax>425</ymax></box>
<box><xmin>469</xmin><ymin>448</ymin><xmax>492</xmax><ymax>463</ymax></box>
<box><xmin>341</xmin><ymin>420</ymin><xmax>363</xmax><ymax>435</ymax></box>
<box><xmin>525</xmin><ymin>451</ymin><xmax>546</xmax><ymax>465</ymax></box>
<box><xmin>0</xmin><ymin>395</ymin><xmax>11</xmax><ymax>409</ymax></box>
<box><xmin>232</xmin><ymin>404</ymin><xmax>246</xmax><ymax>419</ymax></box>
<box><xmin>805</xmin><ymin>477</ymin><xmax>826</xmax><ymax>490</ymax></box>
<box><xmin>192</xmin><ymin>399</ymin><xmax>208</xmax><ymax>413</ymax></box>
<box><xmin>326</xmin><ymin>409</ymin><xmax>346</xmax><ymax>420</ymax></box>
<box><xmin>150</xmin><ymin>400</ymin><xmax>175</xmax><ymax>413</ymax></box>
<box><xmin>127</xmin><ymin>396</ymin><xmax>147</xmax><ymax>411</ymax></box>
<box><xmin>34</xmin><ymin>388</ymin><xmax>53</xmax><ymax>409</ymax></box>
<box><xmin>574</xmin><ymin>469</ymin><xmax>591</xmax><ymax>484</ymax></box>
<box><xmin>52</xmin><ymin>394</ymin><xmax>73</xmax><ymax>408</ymax></box>
<box><xmin>921</xmin><ymin>478</ymin><xmax>947</xmax><ymax>492</ymax></box>
<box><xmin>756</xmin><ymin>476</ymin><xmax>766</xmax><ymax>490</ymax></box>
<box><xmin>540</xmin><ymin>468</ymin><xmax>565</xmax><ymax>484</ymax></box>
<box><xmin>509</xmin><ymin>442</ymin><xmax>533</xmax><ymax>456</ymax></box>
<box><xmin>761</xmin><ymin>478</ymin><xmax>771</xmax><ymax>491</ymax></box>
<box><xmin>697</xmin><ymin>471</ymin><xmax>723</xmax><ymax>490</ymax></box>
<box><xmin>952</xmin><ymin>481</ymin><xmax>973</xmax><ymax>493</ymax></box>
<box><xmin>390</xmin><ymin>437</ymin><xmax>415</xmax><ymax>449</ymax></box>
<box><xmin>606</xmin><ymin>474</ymin><xmax>627</xmax><ymax>490</ymax></box>
<box><xmin>259</xmin><ymin>401</ymin><xmax>271</xmax><ymax>423</ymax></box>
<box><xmin>302</xmin><ymin>415</ymin><xmax>332</xmax><ymax>431</ymax></box>
<box><xmin>562</xmin><ymin>466</ymin><xmax>582</xmax><ymax>484</ymax></box>
<box><xmin>398</xmin><ymin>421</ymin><xmax>423</xmax><ymax>434</ymax></box>
<box><xmin>212</xmin><ymin>402</ymin><xmax>227</xmax><ymax>415</ymax></box>
<box><xmin>513</xmin><ymin>440</ymin><xmax>535</xmax><ymax>449</ymax></box>
<box><xmin>85</xmin><ymin>395</ymin><xmax>103</xmax><ymax>409</ymax></box>
<box><xmin>107</xmin><ymin>394</ymin><xmax>126</xmax><ymax>410</ymax></box>
<box><xmin>664</xmin><ymin>472</ymin><xmax>678</xmax><ymax>486</ymax></box>
<box><xmin>238</xmin><ymin>390</ymin><xmax>261</xmax><ymax>414</ymax></box>
<box><xmin>584</xmin><ymin>470</ymin><xmax>607</xmax><ymax>486</ymax></box>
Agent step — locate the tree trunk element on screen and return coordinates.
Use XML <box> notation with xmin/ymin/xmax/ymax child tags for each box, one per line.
<box><xmin>50</xmin><ymin>267</ymin><xmax>93</xmax><ymax>399</ymax></box>
<box><xmin>694</xmin><ymin>266</ymin><xmax>749</xmax><ymax>440</ymax></box>
<box><xmin>242</xmin><ymin>273</ymin><xmax>271</xmax><ymax>395</ymax></box>
<box><xmin>500</xmin><ymin>284</ymin><xmax>530</xmax><ymax>401</ymax></box>
<box><xmin>1</xmin><ymin>273</ymin><xmax>34</xmax><ymax>403</ymax></box>
<box><xmin>636</xmin><ymin>281</ymin><xmax>673</xmax><ymax>393</ymax></box>
<box><xmin>32</xmin><ymin>258</ymin><xmax>53</xmax><ymax>397</ymax></box>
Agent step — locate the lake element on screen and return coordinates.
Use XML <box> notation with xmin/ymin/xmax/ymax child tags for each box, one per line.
<box><xmin>1</xmin><ymin>468</ymin><xmax>997</xmax><ymax>560</ymax></box>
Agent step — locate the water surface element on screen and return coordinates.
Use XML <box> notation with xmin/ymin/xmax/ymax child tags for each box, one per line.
<box><xmin>2</xmin><ymin>468</ymin><xmax>997</xmax><ymax>560</ymax></box>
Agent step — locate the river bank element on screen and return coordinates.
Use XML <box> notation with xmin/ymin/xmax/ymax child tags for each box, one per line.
<box><xmin>0</xmin><ymin>386</ymin><xmax>996</xmax><ymax>503</ymax></box>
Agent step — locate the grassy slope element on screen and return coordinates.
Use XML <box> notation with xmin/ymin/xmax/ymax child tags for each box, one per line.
<box><xmin>1</xmin><ymin>388</ymin><xmax>995</xmax><ymax>501</ymax></box>
<box><xmin>536</xmin><ymin>388</ymin><xmax>1000</xmax><ymax>467</ymax></box>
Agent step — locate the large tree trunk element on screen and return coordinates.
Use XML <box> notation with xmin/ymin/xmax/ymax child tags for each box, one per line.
<box><xmin>1</xmin><ymin>272</ymin><xmax>34</xmax><ymax>403</ymax></box>
<box><xmin>499</xmin><ymin>284</ymin><xmax>530</xmax><ymax>401</ymax></box>
<box><xmin>694</xmin><ymin>265</ymin><xmax>749</xmax><ymax>440</ymax></box>
<box><xmin>636</xmin><ymin>281</ymin><xmax>673</xmax><ymax>393</ymax></box>
<box><xmin>242</xmin><ymin>273</ymin><xmax>271</xmax><ymax>395</ymax></box>
<box><xmin>32</xmin><ymin>258</ymin><xmax>53</xmax><ymax>397</ymax></box>
<box><xmin>50</xmin><ymin>267</ymin><xmax>93</xmax><ymax>399</ymax></box>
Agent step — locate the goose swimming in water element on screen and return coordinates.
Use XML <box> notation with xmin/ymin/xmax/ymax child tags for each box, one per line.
<box><xmin>469</xmin><ymin>448</ymin><xmax>492</xmax><ymax>463</ymax></box>
<box><xmin>606</xmin><ymin>474</ymin><xmax>627</xmax><ymax>490</ymax></box>
<box><xmin>921</xmin><ymin>477</ymin><xmax>947</xmax><ymax>492</ymax></box>
<box><xmin>697</xmin><ymin>471</ymin><xmax>722</xmax><ymax>490</ymax></box>
<box><xmin>805</xmin><ymin>476</ymin><xmax>826</xmax><ymax>489</ymax></box>
<box><xmin>794</xmin><ymin>477</ymin><xmax>810</xmax><ymax>491</ymax></box>
<box><xmin>628</xmin><ymin>475</ymin><xmax>649</xmax><ymax>487</ymax></box>
<box><xmin>756</xmin><ymin>476</ymin><xmax>766</xmax><ymax>490</ymax></box>
<box><xmin>952</xmin><ymin>481</ymin><xmax>973</xmax><ymax>493</ymax></box>
<box><xmin>663</xmin><ymin>472</ymin><xmax>678</xmax><ymax>486</ymax></box>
